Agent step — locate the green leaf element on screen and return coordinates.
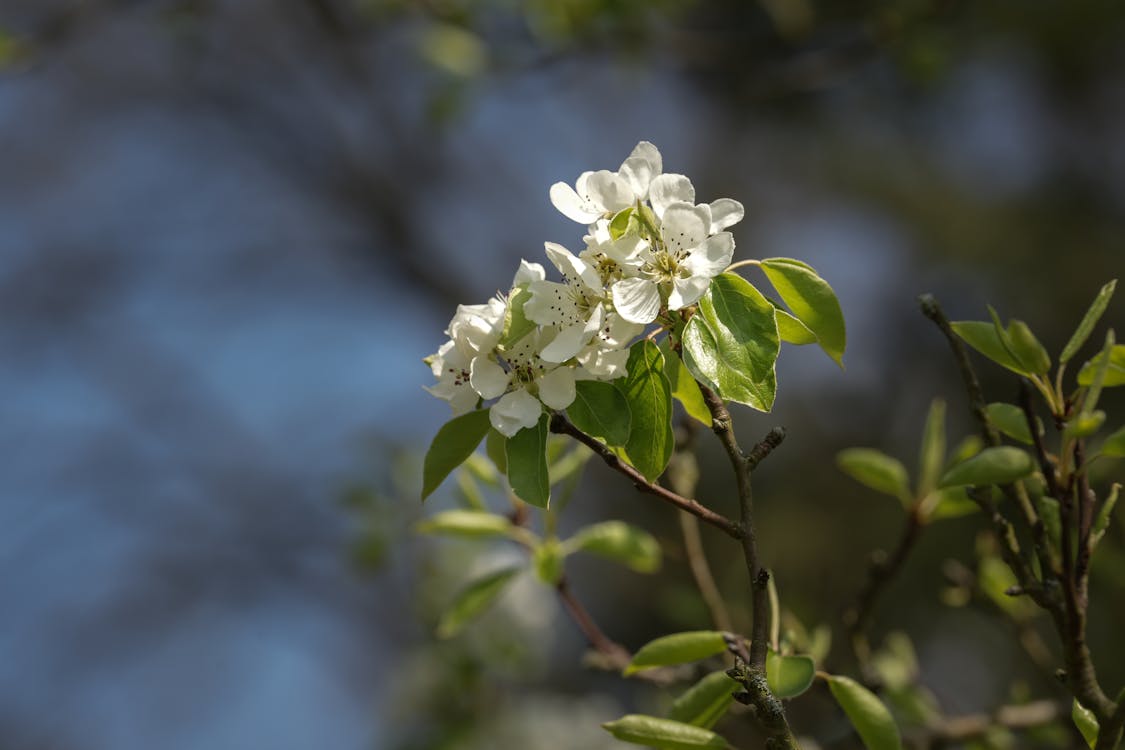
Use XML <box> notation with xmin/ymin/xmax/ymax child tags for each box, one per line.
<box><xmin>1077</xmin><ymin>344</ymin><xmax>1125</xmax><ymax>387</ymax></box>
<box><xmin>1066</xmin><ymin>410</ymin><xmax>1106</xmax><ymax>439</ymax></box>
<box><xmin>1072</xmin><ymin>699</ymin><xmax>1099</xmax><ymax>749</ymax></box>
<box><xmin>869</xmin><ymin>633</ymin><xmax>918</xmax><ymax>691</ymax></box>
<box><xmin>986</xmin><ymin>402</ymin><xmax>1036</xmax><ymax>445</ymax></box>
<box><xmin>766</xmin><ymin>650</ymin><xmax>816</xmax><ymax>699</ymax></box>
<box><xmin>625</xmin><ymin>631</ymin><xmax>729</xmax><ymax>675</ymax></box>
<box><xmin>938</xmin><ymin>446</ymin><xmax>1035</xmax><ymax>488</ymax></box>
<box><xmin>760</xmin><ymin>258</ymin><xmax>846</xmax><ymax>367</ymax></box>
<box><xmin>917</xmin><ymin>399</ymin><xmax>946</xmax><ymax>498</ymax></box>
<box><xmin>618</xmin><ymin>341</ymin><xmax>675</xmax><ymax>481</ymax></box>
<box><xmin>668</xmin><ymin>671</ymin><xmax>738</xmax><ymax>729</ymax></box>
<box><xmin>610</xmin><ymin>207</ymin><xmax>635</xmax><ymax>240</ymax></box>
<box><xmin>660</xmin><ymin>338</ymin><xmax>712</xmax><ymax>427</ymax></box>
<box><xmin>436</xmin><ymin>567</ymin><xmax>520</xmax><ymax>639</ymax></box>
<box><xmin>773</xmin><ymin>305</ymin><xmax>818</xmax><ymax>345</ymax></box>
<box><xmin>1006</xmin><ymin>320</ymin><xmax>1051</xmax><ymax>375</ymax></box>
<box><xmin>422</xmin><ymin>410</ymin><xmax>493</xmax><ymax>501</ymax></box>
<box><xmin>682</xmin><ymin>273</ymin><xmax>779</xmax><ymax>411</ymax></box>
<box><xmin>1102</xmin><ymin>426</ymin><xmax>1125</xmax><ymax>458</ymax></box>
<box><xmin>951</xmin><ymin>321</ymin><xmax>1033</xmax><ymax>376</ymax></box>
<box><xmin>506</xmin><ymin>414</ymin><xmax>550</xmax><ymax>507</ymax></box>
<box><xmin>925</xmin><ymin>487</ymin><xmax>979</xmax><ymax>521</ymax></box>
<box><xmin>1092</xmin><ymin>484</ymin><xmax>1120</xmax><ymax>545</ymax></box>
<box><xmin>837</xmin><ymin>448</ymin><xmax>912</xmax><ymax>505</ymax></box>
<box><xmin>500</xmin><ymin>284</ymin><xmax>537</xmax><ymax>349</ymax></box>
<box><xmin>1061</xmin><ymin>279</ymin><xmax>1116</xmax><ymax>363</ymax></box>
<box><xmin>602</xmin><ymin>715</ymin><xmax>730</xmax><ymax>750</ymax></box>
<box><xmin>947</xmin><ymin>435</ymin><xmax>984</xmax><ymax>467</ymax></box>
<box><xmin>532</xmin><ymin>538</ymin><xmax>564</xmax><ymax>585</ymax></box>
<box><xmin>564</xmin><ymin>520</ymin><xmax>662</xmax><ymax>574</ymax></box>
<box><xmin>826</xmin><ymin>674</ymin><xmax>903</xmax><ymax>750</ymax></box>
<box><xmin>568</xmin><ymin>379</ymin><xmax>632</xmax><ymax>446</ymax></box>
<box><xmin>416</xmin><ymin>510</ymin><xmax>514</xmax><ymax>539</ymax></box>
<box><xmin>485</xmin><ymin>428</ymin><xmax>507</xmax><ymax>474</ymax></box>
<box><xmin>1037</xmin><ymin>496</ymin><xmax>1062</xmax><ymax>557</ymax></box>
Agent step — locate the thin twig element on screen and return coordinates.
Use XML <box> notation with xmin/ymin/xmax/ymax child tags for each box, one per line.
<box><xmin>557</xmin><ymin>576</ymin><xmax>631</xmax><ymax>667</ymax></box>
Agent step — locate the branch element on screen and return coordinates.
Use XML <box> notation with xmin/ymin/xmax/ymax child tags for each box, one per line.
<box><xmin>549</xmin><ymin>413</ymin><xmax>743</xmax><ymax>540</ymax></box>
<box><xmin>924</xmin><ymin>700</ymin><xmax>1065</xmax><ymax>745</ymax></box>
<box><xmin>556</xmin><ymin>576</ymin><xmax>631</xmax><ymax>668</ymax></box>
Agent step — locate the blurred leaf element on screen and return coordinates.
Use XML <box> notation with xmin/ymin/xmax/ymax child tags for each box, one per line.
<box><xmin>547</xmin><ymin>443</ymin><xmax>591</xmax><ymax>486</ymax></box>
<box><xmin>660</xmin><ymin>337</ymin><xmax>712</xmax><ymax>427</ymax></box>
<box><xmin>837</xmin><ymin>448</ymin><xmax>912</xmax><ymax>505</ymax></box>
<box><xmin>668</xmin><ymin>671</ymin><xmax>738</xmax><ymax>729</ymax></box>
<box><xmin>947</xmin><ymin>435</ymin><xmax>985</xmax><ymax>467</ymax></box>
<box><xmin>827</xmin><ymin>674</ymin><xmax>903</xmax><ymax>750</ymax></box>
<box><xmin>1037</xmin><ymin>496</ymin><xmax>1062</xmax><ymax>556</ymax></box>
<box><xmin>506</xmin><ymin>414</ymin><xmax>550</xmax><ymax>507</ymax></box>
<box><xmin>564</xmin><ymin>520</ymin><xmax>662</xmax><ymax>573</ymax></box>
<box><xmin>766</xmin><ymin>650</ymin><xmax>816</xmax><ymax>699</ymax></box>
<box><xmin>532</xmin><ymin>538</ymin><xmax>564</xmax><ymax>585</ymax></box>
<box><xmin>437</xmin><ymin>567</ymin><xmax>520</xmax><ymax>639</ymax></box>
<box><xmin>602</xmin><ymin>714</ymin><xmax>730</xmax><ymax>749</ymax></box>
<box><xmin>618</xmin><ymin>340</ymin><xmax>674</xmax><ymax>481</ymax></box>
<box><xmin>978</xmin><ymin>555</ymin><xmax>1035</xmax><ymax>620</ymax></box>
<box><xmin>1098</xmin><ymin>425</ymin><xmax>1125</xmax><ymax>457</ymax></box>
<box><xmin>568</xmin><ymin>379</ymin><xmax>631</xmax><ymax>445</ymax></box>
<box><xmin>1061</xmin><ymin>279</ymin><xmax>1116</xmax><ymax>363</ymax></box>
<box><xmin>1077</xmin><ymin>344</ymin><xmax>1125</xmax><ymax>387</ymax></box>
<box><xmin>416</xmin><ymin>510</ymin><xmax>514</xmax><ymax>539</ymax></box>
<box><xmin>1066</xmin><ymin>410</ymin><xmax>1106</xmax><ymax>439</ymax></box>
<box><xmin>1006</xmin><ymin>320</ymin><xmax>1051</xmax><ymax>375</ymax></box>
<box><xmin>422</xmin><ymin>410</ymin><xmax>492</xmax><ymax>500</ymax></box>
<box><xmin>1072</xmin><ymin>699</ymin><xmax>1099</xmax><ymax>749</ymax></box>
<box><xmin>454</xmin><ymin>470</ymin><xmax>487</xmax><ymax>510</ymax></box>
<box><xmin>418</xmin><ymin>23</ymin><xmax>487</xmax><ymax>77</ymax></box>
<box><xmin>1091</xmin><ymin>484</ymin><xmax>1120</xmax><ymax>548</ymax></box>
<box><xmin>625</xmin><ymin>631</ymin><xmax>728</xmax><ymax>675</ymax></box>
<box><xmin>926</xmin><ymin>487</ymin><xmax>979</xmax><ymax>521</ymax></box>
<box><xmin>939</xmin><ymin>447</ymin><xmax>1034</xmax><ymax>488</ymax></box>
<box><xmin>986</xmin><ymin>403</ymin><xmax>1036</xmax><ymax>445</ymax></box>
<box><xmin>760</xmin><ymin>258</ymin><xmax>846</xmax><ymax>367</ymax></box>
<box><xmin>870</xmin><ymin>633</ymin><xmax>918</xmax><ymax>691</ymax></box>
<box><xmin>951</xmin><ymin>321</ymin><xmax>1032</xmax><ymax>376</ymax></box>
<box><xmin>885</xmin><ymin>685</ymin><xmax>942</xmax><ymax>727</ymax></box>
<box><xmin>918</xmin><ymin>399</ymin><xmax>946</xmax><ymax>497</ymax></box>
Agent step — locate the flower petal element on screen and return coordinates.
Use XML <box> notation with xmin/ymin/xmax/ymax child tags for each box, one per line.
<box><xmin>512</xmin><ymin>259</ymin><xmax>546</xmax><ymax>286</ymax></box>
<box><xmin>577</xmin><ymin>346</ymin><xmax>630</xmax><ymax>379</ymax></box>
<box><xmin>539</xmin><ymin>320</ymin><xmax>588</xmax><ymax>363</ymax></box>
<box><xmin>611</xmin><ymin>277</ymin><xmax>662</xmax><ymax>324</ymax></box>
<box><xmin>470</xmin><ymin>356</ymin><xmax>510</xmax><ymax>399</ymax></box>
<box><xmin>537</xmin><ymin>367</ymin><xmax>577</xmax><ymax>410</ymax></box>
<box><xmin>668</xmin><ymin>275</ymin><xmax>712</xmax><ymax>310</ymax></box>
<box><xmin>490</xmin><ymin>388</ymin><xmax>543</xmax><ymax>437</ymax></box>
<box><xmin>619</xmin><ymin>141</ymin><xmax>662</xmax><ymax>199</ymax></box>
<box><xmin>648</xmin><ymin>173</ymin><xmax>696</xmax><ymax>218</ymax></box>
<box><xmin>661</xmin><ymin>202</ymin><xmax>710</xmax><ymax>257</ymax></box>
<box><xmin>709</xmin><ymin>198</ymin><xmax>744</xmax><ymax>233</ymax></box>
<box><xmin>524</xmin><ymin>281</ymin><xmax>577</xmax><ymax>326</ymax></box>
<box><xmin>683</xmin><ymin>232</ymin><xmax>735</xmax><ymax>278</ymax></box>
<box><xmin>550</xmin><ymin>178</ymin><xmax>601</xmax><ymax>224</ymax></box>
<box><xmin>544</xmin><ymin>242</ymin><xmax>603</xmax><ymax>292</ymax></box>
<box><xmin>585</xmin><ymin>170</ymin><xmax>635</xmax><ymax>214</ymax></box>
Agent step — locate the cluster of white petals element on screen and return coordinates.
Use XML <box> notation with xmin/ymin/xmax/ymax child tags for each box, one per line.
<box><xmin>425</xmin><ymin>141</ymin><xmax>744</xmax><ymax>436</ymax></box>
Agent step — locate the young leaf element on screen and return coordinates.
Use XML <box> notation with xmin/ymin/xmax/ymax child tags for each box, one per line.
<box><xmin>564</xmin><ymin>520</ymin><xmax>662</xmax><ymax>573</ymax></box>
<box><xmin>682</xmin><ymin>273</ymin><xmax>779</xmax><ymax>411</ymax></box>
<box><xmin>925</xmin><ymin>487</ymin><xmax>979</xmax><ymax>521</ymax></box>
<box><xmin>826</xmin><ymin>674</ymin><xmax>903</xmax><ymax>750</ymax></box>
<box><xmin>1006</xmin><ymin>320</ymin><xmax>1051</xmax><ymax>375</ymax></box>
<box><xmin>660</xmin><ymin>337</ymin><xmax>712</xmax><ymax>427</ymax></box>
<box><xmin>506</xmin><ymin>414</ymin><xmax>550</xmax><ymax>507</ymax></box>
<box><xmin>766</xmin><ymin>650</ymin><xmax>816</xmax><ymax>699</ymax></box>
<box><xmin>917</xmin><ymin>399</ymin><xmax>946</xmax><ymax>498</ymax></box>
<box><xmin>1066</xmin><ymin>410</ymin><xmax>1106</xmax><ymax>439</ymax></box>
<box><xmin>837</xmin><ymin>448</ymin><xmax>912</xmax><ymax>506</ymax></box>
<box><xmin>1102</xmin><ymin>425</ymin><xmax>1125</xmax><ymax>458</ymax></box>
<box><xmin>568</xmin><ymin>379</ymin><xmax>632</xmax><ymax>446</ymax></box>
<box><xmin>416</xmin><ymin>510</ymin><xmax>515</xmax><ymax>539</ymax></box>
<box><xmin>1072</xmin><ymin>699</ymin><xmax>1099</xmax><ymax>749</ymax></box>
<box><xmin>618</xmin><ymin>341</ymin><xmax>675</xmax><ymax>481</ymax></box>
<box><xmin>760</xmin><ymin>258</ymin><xmax>846</xmax><ymax>367</ymax></box>
<box><xmin>436</xmin><ymin>567</ymin><xmax>521</xmax><ymax>639</ymax></box>
<box><xmin>602</xmin><ymin>715</ymin><xmax>730</xmax><ymax>750</ymax></box>
<box><xmin>668</xmin><ymin>671</ymin><xmax>738</xmax><ymax>729</ymax></box>
<box><xmin>532</xmin><ymin>538</ymin><xmax>564</xmax><ymax>585</ymax></box>
<box><xmin>773</xmin><ymin>305</ymin><xmax>818</xmax><ymax>345</ymax></box>
<box><xmin>938</xmin><ymin>446</ymin><xmax>1034</xmax><ymax>488</ymax></box>
<box><xmin>500</xmin><ymin>284</ymin><xmax>537</xmax><ymax>349</ymax></box>
<box><xmin>1091</xmin><ymin>484</ymin><xmax>1120</xmax><ymax>547</ymax></box>
<box><xmin>1077</xmin><ymin>344</ymin><xmax>1125</xmax><ymax>387</ymax></box>
<box><xmin>950</xmin><ymin>321</ymin><xmax>1032</xmax><ymax>376</ymax></box>
<box><xmin>985</xmin><ymin>402</ymin><xmax>1036</xmax><ymax>445</ymax></box>
<box><xmin>1061</xmin><ymin>279</ymin><xmax>1116</xmax><ymax>363</ymax></box>
<box><xmin>610</xmin><ymin>207</ymin><xmax>635</xmax><ymax>240</ymax></box>
<box><xmin>422</xmin><ymin>410</ymin><xmax>493</xmax><ymax>500</ymax></box>
<box><xmin>625</xmin><ymin>631</ymin><xmax>729</xmax><ymax>675</ymax></box>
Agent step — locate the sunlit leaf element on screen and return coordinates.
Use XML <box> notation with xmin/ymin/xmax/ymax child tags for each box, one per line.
<box><xmin>766</xmin><ymin>650</ymin><xmax>816</xmax><ymax>699</ymax></box>
<box><xmin>568</xmin><ymin>379</ymin><xmax>632</xmax><ymax>446</ymax></box>
<box><xmin>564</xmin><ymin>520</ymin><xmax>662</xmax><ymax>573</ymax></box>
<box><xmin>602</xmin><ymin>714</ymin><xmax>730</xmax><ymax>749</ymax></box>
<box><xmin>1077</xmin><ymin>345</ymin><xmax>1125</xmax><ymax>387</ymax></box>
<box><xmin>1061</xmin><ymin>279</ymin><xmax>1116</xmax><ymax>363</ymax></box>
<box><xmin>951</xmin><ymin>321</ymin><xmax>1032</xmax><ymax>376</ymax></box>
<box><xmin>625</xmin><ymin>631</ymin><xmax>728</xmax><ymax>675</ymax></box>
<box><xmin>660</xmin><ymin>338</ymin><xmax>712</xmax><ymax>427</ymax></box>
<box><xmin>1072</xmin><ymin>699</ymin><xmax>1099</xmax><ymax>749</ymax></box>
<box><xmin>760</xmin><ymin>258</ymin><xmax>846</xmax><ymax>367</ymax></box>
<box><xmin>416</xmin><ymin>510</ymin><xmax>514</xmax><ymax>539</ymax></box>
<box><xmin>668</xmin><ymin>671</ymin><xmax>738</xmax><ymax>729</ymax></box>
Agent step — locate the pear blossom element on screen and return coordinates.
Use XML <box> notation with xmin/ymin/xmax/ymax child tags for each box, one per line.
<box><xmin>523</xmin><ymin>242</ymin><xmax>608</xmax><ymax>363</ymax></box>
<box><xmin>550</xmin><ymin>141</ymin><xmax>663</xmax><ymax>224</ymax></box>
<box><xmin>470</xmin><ymin>330</ymin><xmax>579</xmax><ymax>436</ymax></box>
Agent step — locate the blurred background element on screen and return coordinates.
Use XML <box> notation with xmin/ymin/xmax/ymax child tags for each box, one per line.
<box><xmin>0</xmin><ymin>0</ymin><xmax>1122</xmax><ymax>748</ymax></box>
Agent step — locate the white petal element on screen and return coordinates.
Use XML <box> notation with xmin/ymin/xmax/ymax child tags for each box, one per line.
<box><xmin>447</xmin><ymin>383</ymin><xmax>480</xmax><ymax>415</ymax></box>
<box><xmin>539</xmin><ymin>321</ymin><xmax>588</xmax><ymax>363</ymax></box>
<box><xmin>668</xmin><ymin>275</ymin><xmax>712</xmax><ymax>310</ymax></box>
<box><xmin>683</xmin><ymin>232</ymin><xmax>735</xmax><ymax>278</ymax></box>
<box><xmin>512</xmin><ymin>259</ymin><xmax>546</xmax><ymax>286</ymax></box>
<box><xmin>621</xmin><ymin>141</ymin><xmax>662</xmax><ymax>175</ymax></box>
<box><xmin>709</xmin><ymin>198</ymin><xmax>744</xmax><ymax>233</ymax></box>
<box><xmin>611</xmin><ymin>277</ymin><xmax>662</xmax><ymax>324</ymax></box>
<box><xmin>585</xmin><ymin>170</ymin><xmax>635</xmax><ymax>214</ymax></box>
<box><xmin>537</xmin><ymin>367</ymin><xmax>577</xmax><ymax>410</ymax></box>
<box><xmin>600</xmin><ymin>313</ymin><xmax>644</xmax><ymax>348</ymax></box>
<box><xmin>525</xmin><ymin>280</ymin><xmax>577</xmax><ymax>326</ymax></box>
<box><xmin>661</xmin><ymin>203</ymin><xmax>710</xmax><ymax>257</ymax></box>
<box><xmin>469</xmin><ymin>356</ymin><xmax>510</xmax><ymax>399</ymax></box>
<box><xmin>619</xmin><ymin>143</ymin><xmax>662</xmax><ymax>199</ymax></box>
<box><xmin>490</xmin><ymin>389</ymin><xmax>543</xmax><ymax>437</ymax></box>
<box><xmin>648</xmin><ymin>173</ymin><xmax>696</xmax><ymax>218</ymax></box>
<box><xmin>544</xmin><ymin>242</ymin><xmax>603</xmax><ymax>292</ymax></box>
<box><xmin>577</xmin><ymin>346</ymin><xmax>630</xmax><ymax>379</ymax></box>
<box><xmin>550</xmin><ymin>180</ymin><xmax>601</xmax><ymax>224</ymax></box>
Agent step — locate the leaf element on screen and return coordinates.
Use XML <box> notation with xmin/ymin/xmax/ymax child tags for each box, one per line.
<box><xmin>826</xmin><ymin>674</ymin><xmax>903</xmax><ymax>750</ymax></box>
<box><xmin>1077</xmin><ymin>345</ymin><xmax>1125</xmax><ymax>387</ymax></box>
<box><xmin>917</xmin><ymin>399</ymin><xmax>946</xmax><ymax>498</ymax></box>
<box><xmin>505</xmin><ymin>414</ymin><xmax>550</xmax><ymax>507</ymax></box>
<box><xmin>436</xmin><ymin>567</ymin><xmax>520</xmax><ymax>639</ymax></box>
<box><xmin>564</xmin><ymin>520</ymin><xmax>662</xmax><ymax>573</ymax></box>
<box><xmin>938</xmin><ymin>446</ymin><xmax>1034</xmax><ymax>488</ymax></box>
<box><xmin>625</xmin><ymin>631</ymin><xmax>729</xmax><ymax>675</ymax></box>
<box><xmin>772</xmin><ymin>304</ymin><xmax>818</xmax><ymax>345</ymax></box>
<box><xmin>532</xmin><ymin>538</ymin><xmax>564</xmax><ymax>585</ymax></box>
<box><xmin>500</xmin><ymin>284</ymin><xmax>537</xmax><ymax>349</ymax></box>
<box><xmin>1006</xmin><ymin>320</ymin><xmax>1051</xmax><ymax>375</ymax></box>
<box><xmin>1061</xmin><ymin>279</ymin><xmax>1116</xmax><ymax>363</ymax></box>
<box><xmin>947</xmin><ymin>435</ymin><xmax>984</xmax><ymax>467</ymax></box>
<box><xmin>869</xmin><ymin>633</ymin><xmax>918</xmax><ymax>691</ymax></box>
<box><xmin>760</xmin><ymin>258</ymin><xmax>846</xmax><ymax>367</ymax></box>
<box><xmin>986</xmin><ymin>402</ymin><xmax>1036</xmax><ymax>445</ymax></box>
<box><xmin>416</xmin><ymin>510</ymin><xmax>514</xmax><ymax>539</ymax></box>
<box><xmin>1072</xmin><ymin>699</ymin><xmax>1099</xmax><ymax>749</ymax></box>
<box><xmin>926</xmin><ymin>487</ymin><xmax>979</xmax><ymax>521</ymax></box>
<box><xmin>568</xmin><ymin>379</ymin><xmax>632</xmax><ymax>446</ymax></box>
<box><xmin>422</xmin><ymin>410</ymin><xmax>493</xmax><ymax>500</ymax></box>
<box><xmin>660</xmin><ymin>338</ymin><xmax>712</xmax><ymax>427</ymax></box>
<box><xmin>1102</xmin><ymin>426</ymin><xmax>1125</xmax><ymax>458</ymax></box>
<box><xmin>485</xmin><ymin>428</ymin><xmax>507</xmax><ymax>474</ymax></box>
<box><xmin>766</xmin><ymin>650</ymin><xmax>816</xmax><ymax>699</ymax></box>
<box><xmin>682</xmin><ymin>273</ymin><xmax>779</xmax><ymax>411</ymax></box>
<box><xmin>610</xmin><ymin>207</ymin><xmax>635</xmax><ymax>240</ymax></box>
<box><xmin>950</xmin><ymin>321</ymin><xmax>1033</xmax><ymax>376</ymax></box>
<box><xmin>1092</xmin><ymin>484</ymin><xmax>1120</xmax><ymax>546</ymax></box>
<box><xmin>602</xmin><ymin>715</ymin><xmax>730</xmax><ymax>750</ymax></box>
<box><xmin>618</xmin><ymin>341</ymin><xmax>675</xmax><ymax>481</ymax></box>
<box><xmin>837</xmin><ymin>448</ymin><xmax>912</xmax><ymax>505</ymax></box>
<box><xmin>668</xmin><ymin>671</ymin><xmax>738</xmax><ymax>729</ymax></box>
<box><xmin>1066</xmin><ymin>410</ymin><xmax>1106</xmax><ymax>439</ymax></box>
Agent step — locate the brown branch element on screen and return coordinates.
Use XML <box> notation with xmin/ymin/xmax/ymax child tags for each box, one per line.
<box><xmin>924</xmin><ymin>699</ymin><xmax>1065</xmax><ymax>745</ymax></box>
<box><xmin>549</xmin><ymin>413</ymin><xmax>743</xmax><ymax>540</ymax></box>
<box><xmin>556</xmin><ymin>576</ymin><xmax>630</xmax><ymax>667</ymax></box>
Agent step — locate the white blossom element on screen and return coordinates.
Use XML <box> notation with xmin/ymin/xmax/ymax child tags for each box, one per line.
<box><xmin>470</xmin><ymin>330</ymin><xmax>579</xmax><ymax>437</ymax></box>
<box><xmin>549</xmin><ymin>141</ymin><xmax>663</xmax><ymax>224</ymax></box>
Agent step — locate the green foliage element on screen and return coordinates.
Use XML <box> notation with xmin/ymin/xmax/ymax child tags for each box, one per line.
<box><xmin>660</xmin><ymin>337</ymin><xmax>712</xmax><ymax>427</ymax></box>
<box><xmin>563</xmin><ymin>520</ymin><xmax>662</xmax><ymax>573</ymax></box>
<box><xmin>532</xmin><ymin>538</ymin><xmax>564</xmax><ymax>584</ymax></box>
<box><xmin>1072</xmin><ymin>699</ymin><xmax>1099</xmax><ymax>749</ymax></box>
<box><xmin>422</xmin><ymin>409</ymin><xmax>492</xmax><ymax>500</ymax></box>
<box><xmin>617</xmin><ymin>340</ymin><xmax>675</xmax><ymax>481</ymax></box>
<box><xmin>837</xmin><ymin>448</ymin><xmax>912</xmax><ymax>506</ymax></box>
<box><xmin>568</xmin><ymin>379</ymin><xmax>632</xmax><ymax>446</ymax></box>
<box><xmin>500</xmin><ymin>284</ymin><xmax>537</xmax><ymax>349</ymax></box>
<box><xmin>1005</xmin><ymin>320</ymin><xmax>1051</xmax><ymax>375</ymax></box>
<box><xmin>416</xmin><ymin>510</ymin><xmax>516</xmax><ymax>539</ymax></box>
<box><xmin>1061</xmin><ymin>279</ymin><xmax>1116</xmax><ymax>363</ymax></box>
<box><xmin>624</xmin><ymin>631</ymin><xmax>729</xmax><ymax>675</ymax></box>
<box><xmin>773</xmin><ymin>306</ymin><xmax>818</xmax><ymax>345</ymax></box>
<box><xmin>759</xmin><ymin>258</ymin><xmax>847</xmax><ymax>367</ymax></box>
<box><xmin>951</xmin><ymin>320</ymin><xmax>1036</xmax><ymax>377</ymax></box>
<box><xmin>1077</xmin><ymin>344</ymin><xmax>1125</xmax><ymax>387</ymax></box>
<box><xmin>682</xmin><ymin>273</ymin><xmax>779</xmax><ymax>411</ymax></box>
<box><xmin>1102</xmin><ymin>425</ymin><xmax>1125</xmax><ymax>457</ymax></box>
<box><xmin>766</xmin><ymin>650</ymin><xmax>816</xmax><ymax>699</ymax></box>
<box><xmin>985</xmin><ymin>402</ymin><xmax>1036</xmax><ymax>444</ymax></box>
<box><xmin>917</xmin><ymin>399</ymin><xmax>946</xmax><ymax>497</ymax></box>
<box><xmin>938</xmin><ymin>446</ymin><xmax>1034</xmax><ymax>488</ymax></box>
<box><xmin>485</xmin><ymin>428</ymin><xmax>507</xmax><ymax>473</ymax></box>
<box><xmin>668</xmin><ymin>671</ymin><xmax>739</xmax><ymax>729</ymax></box>
<box><xmin>826</xmin><ymin>674</ymin><xmax>903</xmax><ymax>750</ymax></box>
<box><xmin>437</xmin><ymin>567</ymin><xmax>521</xmax><ymax>639</ymax></box>
<box><xmin>602</xmin><ymin>714</ymin><xmax>730</xmax><ymax>750</ymax></box>
<box><xmin>506</xmin><ymin>414</ymin><xmax>551</xmax><ymax>507</ymax></box>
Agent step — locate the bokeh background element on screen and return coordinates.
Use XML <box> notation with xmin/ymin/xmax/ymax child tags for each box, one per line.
<box><xmin>0</xmin><ymin>1</ymin><xmax>1122</xmax><ymax>748</ymax></box>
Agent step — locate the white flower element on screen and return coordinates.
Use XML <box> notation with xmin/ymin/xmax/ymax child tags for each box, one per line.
<box><xmin>648</xmin><ymin>173</ymin><xmax>745</xmax><ymax>234</ymax></box>
<box><xmin>580</xmin><ymin>222</ymin><xmax>647</xmax><ymax>286</ymax></box>
<box><xmin>523</xmin><ymin>242</ymin><xmax>608</xmax><ymax>363</ymax></box>
<box><xmin>611</xmin><ymin>202</ymin><xmax>735</xmax><ymax>324</ymax></box>
<box><xmin>470</xmin><ymin>331</ymin><xmax>579</xmax><ymax>437</ymax></box>
<box><xmin>423</xmin><ymin>340</ymin><xmax>480</xmax><ymax>415</ymax></box>
<box><xmin>549</xmin><ymin>141</ymin><xmax>663</xmax><ymax>224</ymax></box>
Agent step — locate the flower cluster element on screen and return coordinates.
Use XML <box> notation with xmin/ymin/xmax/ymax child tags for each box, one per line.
<box><xmin>425</xmin><ymin>141</ymin><xmax>744</xmax><ymax>437</ymax></box>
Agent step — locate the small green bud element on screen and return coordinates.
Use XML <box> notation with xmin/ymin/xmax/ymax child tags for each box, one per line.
<box><xmin>1006</xmin><ymin>320</ymin><xmax>1051</xmax><ymax>374</ymax></box>
<box><xmin>1066</xmin><ymin>410</ymin><xmax>1106</xmax><ymax>439</ymax></box>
